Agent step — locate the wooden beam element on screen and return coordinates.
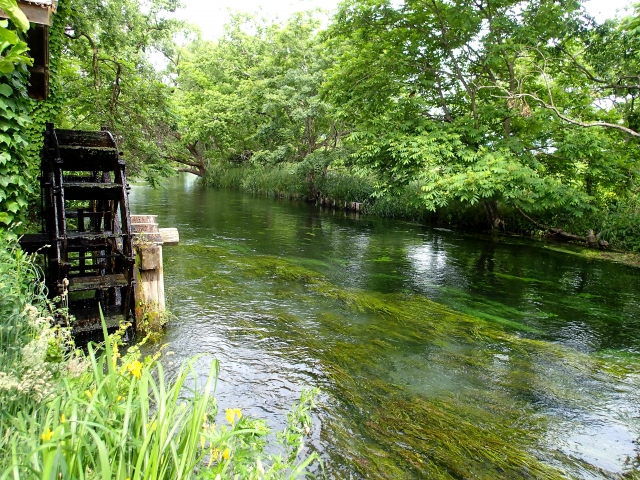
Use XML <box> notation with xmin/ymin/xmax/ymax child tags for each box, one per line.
<box><xmin>159</xmin><ymin>228</ymin><xmax>179</xmax><ymax>246</ymax></box>
<box><xmin>0</xmin><ymin>2</ymin><xmax>54</xmax><ymax>26</ymax></box>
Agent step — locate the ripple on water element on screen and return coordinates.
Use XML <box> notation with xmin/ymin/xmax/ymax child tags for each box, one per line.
<box><xmin>132</xmin><ymin>179</ymin><xmax>640</xmax><ymax>478</ymax></box>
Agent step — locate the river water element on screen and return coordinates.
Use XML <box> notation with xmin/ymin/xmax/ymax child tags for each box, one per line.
<box><xmin>130</xmin><ymin>174</ymin><xmax>640</xmax><ymax>478</ymax></box>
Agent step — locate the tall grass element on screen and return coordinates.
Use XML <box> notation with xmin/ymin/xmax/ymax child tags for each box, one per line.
<box><xmin>203</xmin><ymin>163</ymin><xmax>308</xmax><ymax>199</ymax></box>
<box><xmin>202</xmin><ymin>162</ymin><xmax>485</xmax><ymax>224</ymax></box>
<box><xmin>0</xmin><ymin>233</ymin><xmax>321</xmax><ymax>478</ymax></box>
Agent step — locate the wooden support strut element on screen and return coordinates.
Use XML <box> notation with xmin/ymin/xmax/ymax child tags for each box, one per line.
<box><xmin>130</xmin><ymin>215</ymin><xmax>179</xmax><ymax>332</ymax></box>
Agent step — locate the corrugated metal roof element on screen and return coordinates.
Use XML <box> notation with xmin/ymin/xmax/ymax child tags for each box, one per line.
<box><xmin>20</xmin><ymin>0</ymin><xmax>57</xmax><ymax>10</ymax></box>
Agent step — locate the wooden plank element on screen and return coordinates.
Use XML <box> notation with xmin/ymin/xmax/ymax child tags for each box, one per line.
<box><xmin>63</xmin><ymin>182</ymin><xmax>122</xmax><ymax>200</ymax></box>
<box><xmin>133</xmin><ymin>233</ymin><xmax>163</xmax><ymax>244</ymax></box>
<box><xmin>132</xmin><ymin>223</ymin><xmax>159</xmax><ymax>234</ymax></box>
<box><xmin>131</xmin><ymin>215</ymin><xmax>157</xmax><ymax>224</ymax></box>
<box><xmin>66</xmin><ymin>210</ymin><xmax>105</xmax><ymax>218</ymax></box>
<box><xmin>65</xmin><ymin>232</ymin><xmax>119</xmax><ymax>241</ymax></box>
<box><xmin>55</xmin><ymin>130</ymin><xmax>115</xmax><ymax>148</ymax></box>
<box><xmin>19</xmin><ymin>233</ymin><xmax>52</xmax><ymax>253</ymax></box>
<box><xmin>140</xmin><ymin>245</ymin><xmax>162</xmax><ymax>270</ymax></box>
<box><xmin>69</xmin><ymin>304</ymin><xmax>125</xmax><ymax>333</ymax></box>
<box><xmin>68</xmin><ymin>273</ymin><xmax>127</xmax><ymax>292</ymax></box>
<box><xmin>159</xmin><ymin>228</ymin><xmax>179</xmax><ymax>245</ymax></box>
<box><xmin>58</xmin><ymin>146</ymin><xmax>118</xmax><ymax>171</ymax></box>
<box><xmin>135</xmin><ymin>245</ymin><xmax>166</xmax><ymax>312</ymax></box>
<box><xmin>156</xmin><ymin>248</ymin><xmax>165</xmax><ymax>310</ymax></box>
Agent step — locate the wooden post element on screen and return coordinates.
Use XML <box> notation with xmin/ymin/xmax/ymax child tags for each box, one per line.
<box><xmin>130</xmin><ymin>214</ymin><xmax>178</xmax><ymax>334</ymax></box>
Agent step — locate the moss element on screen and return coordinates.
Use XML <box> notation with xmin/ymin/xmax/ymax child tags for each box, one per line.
<box><xmin>543</xmin><ymin>245</ymin><xmax>640</xmax><ymax>268</ymax></box>
<box><xmin>494</xmin><ymin>272</ymin><xmax>557</xmax><ymax>285</ymax></box>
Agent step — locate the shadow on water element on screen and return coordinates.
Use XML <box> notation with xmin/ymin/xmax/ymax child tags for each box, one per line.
<box><xmin>131</xmin><ymin>174</ymin><xmax>640</xmax><ymax>478</ymax></box>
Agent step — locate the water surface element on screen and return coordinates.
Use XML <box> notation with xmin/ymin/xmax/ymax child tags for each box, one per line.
<box><xmin>130</xmin><ymin>175</ymin><xmax>640</xmax><ymax>478</ymax></box>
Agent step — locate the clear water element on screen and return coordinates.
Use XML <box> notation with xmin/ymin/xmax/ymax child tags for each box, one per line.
<box><xmin>130</xmin><ymin>174</ymin><xmax>640</xmax><ymax>478</ymax></box>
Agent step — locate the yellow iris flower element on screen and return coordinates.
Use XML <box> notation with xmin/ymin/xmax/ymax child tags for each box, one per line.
<box><xmin>225</xmin><ymin>408</ymin><xmax>242</xmax><ymax>426</ymax></box>
<box><xmin>41</xmin><ymin>428</ymin><xmax>53</xmax><ymax>442</ymax></box>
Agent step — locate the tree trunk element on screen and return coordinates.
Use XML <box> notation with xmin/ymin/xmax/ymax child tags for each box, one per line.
<box><xmin>483</xmin><ymin>200</ymin><xmax>503</xmax><ymax>230</ymax></box>
<box><xmin>515</xmin><ymin>207</ymin><xmax>607</xmax><ymax>248</ymax></box>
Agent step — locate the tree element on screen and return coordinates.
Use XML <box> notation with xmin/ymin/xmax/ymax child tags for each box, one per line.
<box><xmin>324</xmin><ymin>0</ymin><xmax>638</xmax><ymax>232</ymax></box>
<box><xmin>52</xmin><ymin>0</ymin><xmax>186</xmax><ymax>181</ymax></box>
<box><xmin>170</xmin><ymin>12</ymin><xmax>345</xmax><ymax>177</ymax></box>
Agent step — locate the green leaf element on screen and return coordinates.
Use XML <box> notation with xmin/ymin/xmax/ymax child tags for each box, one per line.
<box><xmin>0</xmin><ymin>24</ymin><xmax>19</xmax><ymax>44</ymax></box>
<box><xmin>0</xmin><ymin>0</ymin><xmax>29</xmax><ymax>32</ymax></box>
<box><xmin>0</xmin><ymin>211</ymin><xmax>14</xmax><ymax>225</ymax></box>
<box><xmin>4</xmin><ymin>201</ymin><xmax>18</xmax><ymax>213</ymax></box>
<box><xmin>0</xmin><ymin>59</ymin><xmax>15</xmax><ymax>74</ymax></box>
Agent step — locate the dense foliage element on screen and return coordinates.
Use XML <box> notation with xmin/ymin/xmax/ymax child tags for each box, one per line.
<box><xmin>160</xmin><ymin>0</ymin><xmax>639</xmax><ymax>248</ymax></box>
<box><xmin>324</xmin><ymin>0</ymin><xmax>639</xmax><ymax>229</ymax></box>
<box><xmin>168</xmin><ymin>12</ymin><xmax>345</xmax><ymax>184</ymax></box>
<box><xmin>45</xmin><ymin>0</ymin><xmax>186</xmax><ymax>181</ymax></box>
<box><xmin>0</xmin><ymin>2</ymin><xmax>31</xmax><ymax>232</ymax></box>
<box><xmin>3</xmin><ymin>0</ymin><xmax>639</xmax><ymax>246</ymax></box>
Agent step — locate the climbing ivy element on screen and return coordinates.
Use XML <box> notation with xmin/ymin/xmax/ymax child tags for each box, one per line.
<box><xmin>23</xmin><ymin>0</ymin><xmax>72</xmax><ymax>222</ymax></box>
<box><xmin>0</xmin><ymin>0</ymin><xmax>32</xmax><ymax>234</ymax></box>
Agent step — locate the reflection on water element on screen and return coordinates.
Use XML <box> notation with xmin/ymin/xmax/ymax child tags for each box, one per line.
<box><xmin>131</xmin><ymin>175</ymin><xmax>640</xmax><ymax>478</ymax></box>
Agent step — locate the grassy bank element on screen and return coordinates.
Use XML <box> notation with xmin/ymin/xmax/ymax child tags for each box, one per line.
<box><xmin>202</xmin><ymin>162</ymin><xmax>487</xmax><ymax>225</ymax></box>
<box><xmin>202</xmin><ymin>162</ymin><xmax>640</xmax><ymax>254</ymax></box>
<box><xmin>0</xmin><ymin>232</ymin><xmax>320</xmax><ymax>478</ymax></box>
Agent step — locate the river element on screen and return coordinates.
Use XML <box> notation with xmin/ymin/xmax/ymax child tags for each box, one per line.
<box><xmin>129</xmin><ymin>174</ymin><xmax>640</xmax><ymax>478</ymax></box>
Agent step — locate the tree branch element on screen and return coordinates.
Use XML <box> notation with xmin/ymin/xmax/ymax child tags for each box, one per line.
<box><xmin>512</xmin><ymin>92</ymin><xmax>640</xmax><ymax>138</ymax></box>
<box><xmin>65</xmin><ymin>30</ymin><xmax>100</xmax><ymax>88</ymax></box>
<box><xmin>515</xmin><ymin>206</ymin><xmax>588</xmax><ymax>243</ymax></box>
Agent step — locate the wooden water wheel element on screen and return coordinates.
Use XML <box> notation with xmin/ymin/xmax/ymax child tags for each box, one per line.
<box><xmin>21</xmin><ymin>123</ymin><xmax>135</xmax><ymax>334</ymax></box>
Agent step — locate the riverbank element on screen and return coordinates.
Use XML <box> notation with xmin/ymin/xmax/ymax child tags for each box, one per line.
<box><xmin>543</xmin><ymin>244</ymin><xmax>640</xmax><ymax>269</ymax></box>
<box><xmin>0</xmin><ymin>232</ymin><xmax>319</xmax><ymax>478</ymax></box>
<box><xmin>202</xmin><ymin>162</ymin><xmax>640</xmax><ymax>255</ymax></box>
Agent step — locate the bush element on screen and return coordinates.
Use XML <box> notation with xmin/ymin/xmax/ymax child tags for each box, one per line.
<box><xmin>597</xmin><ymin>196</ymin><xmax>640</xmax><ymax>252</ymax></box>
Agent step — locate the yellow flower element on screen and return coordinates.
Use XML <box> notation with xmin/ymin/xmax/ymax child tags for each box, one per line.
<box><xmin>222</xmin><ymin>448</ymin><xmax>230</xmax><ymax>460</ymax></box>
<box><xmin>127</xmin><ymin>360</ymin><xmax>143</xmax><ymax>379</ymax></box>
<box><xmin>200</xmin><ymin>435</ymin><xmax>205</xmax><ymax>450</ymax></box>
<box><xmin>111</xmin><ymin>343</ymin><xmax>120</xmax><ymax>368</ymax></box>
<box><xmin>84</xmin><ymin>389</ymin><xmax>96</xmax><ymax>399</ymax></box>
<box><xmin>225</xmin><ymin>408</ymin><xmax>235</xmax><ymax>425</ymax></box>
<box><xmin>41</xmin><ymin>428</ymin><xmax>53</xmax><ymax>442</ymax></box>
<box><xmin>225</xmin><ymin>408</ymin><xmax>242</xmax><ymax>426</ymax></box>
<box><xmin>60</xmin><ymin>414</ymin><xmax>65</xmax><ymax>424</ymax></box>
<box><xmin>208</xmin><ymin>447</ymin><xmax>220</xmax><ymax>467</ymax></box>
<box><xmin>117</xmin><ymin>396</ymin><xmax>123</xmax><ymax>402</ymax></box>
